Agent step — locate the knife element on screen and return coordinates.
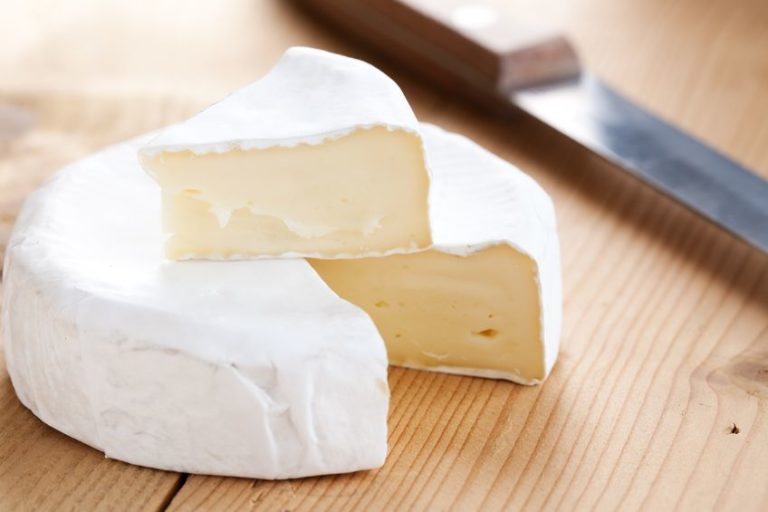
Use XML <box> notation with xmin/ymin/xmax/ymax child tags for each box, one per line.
<box><xmin>293</xmin><ymin>0</ymin><xmax>768</xmax><ymax>253</ymax></box>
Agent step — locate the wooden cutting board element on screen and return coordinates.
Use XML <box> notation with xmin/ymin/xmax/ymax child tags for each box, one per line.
<box><xmin>1</xmin><ymin>0</ymin><xmax>767</xmax><ymax>510</ymax></box>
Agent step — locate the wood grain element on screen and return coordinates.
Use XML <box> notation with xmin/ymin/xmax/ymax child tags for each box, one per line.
<box><xmin>0</xmin><ymin>345</ymin><xmax>182</xmax><ymax>510</ymax></box>
<box><xmin>0</xmin><ymin>94</ymin><xmax>199</xmax><ymax>512</ymax></box>
<box><xmin>1</xmin><ymin>0</ymin><xmax>767</xmax><ymax>510</ymax></box>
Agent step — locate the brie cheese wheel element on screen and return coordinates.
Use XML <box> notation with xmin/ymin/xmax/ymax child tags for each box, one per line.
<box><xmin>139</xmin><ymin>47</ymin><xmax>431</xmax><ymax>260</ymax></box>
<box><xmin>2</xmin><ymin>137</ymin><xmax>389</xmax><ymax>479</ymax></box>
<box><xmin>311</xmin><ymin>124</ymin><xmax>562</xmax><ymax>384</ymax></box>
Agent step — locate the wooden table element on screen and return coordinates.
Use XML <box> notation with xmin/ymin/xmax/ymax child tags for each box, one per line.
<box><xmin>1</xmin><ymin>0</ymin><xmax>767</xmax><ymax>510</ymax></box>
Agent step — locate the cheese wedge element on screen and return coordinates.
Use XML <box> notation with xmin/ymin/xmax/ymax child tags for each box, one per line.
<box><xmin>140</xmin><ymin>47</ymin><xmax>431</xmax><ymax>260</ymax></box>
<box><xmin>2</xmin><ymin>137</ymin><xmax>389</xmax><ymax>479</ymax></box>
<box><xmin>311</xmin><ymin>124</ymin><xmax>561</xmax><ymax>384</ymax></box>
<box><xmin>2</xmin><ymin>121</ymin><xmax>560</xmax><ymax>481</ymax></box>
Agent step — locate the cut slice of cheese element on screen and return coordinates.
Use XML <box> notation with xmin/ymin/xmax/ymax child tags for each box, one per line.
<box><xmin>311</xmin><ymin>124</ymin><xmax>562</xmax><ymax>384</ymax></box>
<box><xmin>140</xmin><ymin>47</ymin><xmax>431</xmax><ymax>260</ymax></box>
<box><xmin>2</xmin><ymin>136</ymin><xmax>389</xmax><ymax>479</ymax></box>
<box><xmin>2</xmin><ymin>117</ymin><xmax>560</xmax><ymax>482</ymax></box>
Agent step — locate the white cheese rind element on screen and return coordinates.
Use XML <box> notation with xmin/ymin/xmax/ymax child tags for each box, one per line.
<box><xmin>140</xmin><ymin>47</ymin><xmax>420</xmax><ymax>155</ymax></box>
<box><xmin>310</xmin><ymin>125</ymin><xmax>562</xmax><ymax>383</ymax></box>
<box><xmin>420</xmin><ymin>123</ymin><xmax>562</xmax><ymax>378</ymax></box>
<box><xmin>139</xmin><ymin>47</ymin><xmax>432</xmax><ymax>261</ymax></box>
<box><xmin>1</xmin><ymin>137</ymin><xmax>389</xmax><ymax>479</ymax></box>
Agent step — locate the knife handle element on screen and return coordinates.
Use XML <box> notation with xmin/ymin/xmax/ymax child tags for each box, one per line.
<box><xmin>294</xmin><ymin>0</ymin><xmax>580</xmax><ymax>101</ymax></box>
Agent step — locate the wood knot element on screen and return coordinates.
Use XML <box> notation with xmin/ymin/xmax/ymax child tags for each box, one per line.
<box><xmin>713</xmin><ymin>353</ymin><xmax>768</xmax><ymax>399</ymax></box>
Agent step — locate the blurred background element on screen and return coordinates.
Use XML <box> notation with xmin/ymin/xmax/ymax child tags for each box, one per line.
<box><xmin>1</xmin><ymin>1</ymin><xmax>768</xmax><ymax>510</ymax></box>
<box><xmin>2</xmin><ymin>0</ymin><xmax>766</xmax><ymax>245</ymax></box>
<box><xmin>3</xmin><ymin>0</ymin><xmax>766</xmax><ymax>260</ymax></box>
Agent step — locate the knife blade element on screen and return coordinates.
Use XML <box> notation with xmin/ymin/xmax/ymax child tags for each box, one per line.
<box><xmin>293</xmin><ymin>0</ymin><xmax>768</xmax><ymax>253</ymax></box>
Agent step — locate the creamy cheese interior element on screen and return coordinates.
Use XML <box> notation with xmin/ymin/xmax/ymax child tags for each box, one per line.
<box><xmin>310</xmin><ymin>244</ymin><xmax>545</xmax><ymax>383</ymax></box>
<box><xmin>141</xmin><ymin>127</ymin><xmax>431</xmax><ymax>259</ymax></box>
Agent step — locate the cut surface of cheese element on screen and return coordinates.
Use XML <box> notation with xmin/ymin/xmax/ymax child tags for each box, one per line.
<box><xmin>140</xmin><ymin>47</ymin><xmax>431</xmax><ymax>260</ymax></box>
<box><xmin>2</xmin><ymin>136</ymin><xmax>389</xmax><ymax>479</ymax></box>
<box><xmin>311</xmin><ymin>124</ymin><xmax>561</xmax><ymax>384</ymax></box>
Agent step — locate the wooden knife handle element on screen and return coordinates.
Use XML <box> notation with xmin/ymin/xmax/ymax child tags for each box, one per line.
<box><xmin>294</xmin><ymin>0</ymin><xmax>580</xmax><ymax>101</ymax></box>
